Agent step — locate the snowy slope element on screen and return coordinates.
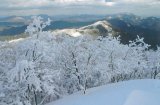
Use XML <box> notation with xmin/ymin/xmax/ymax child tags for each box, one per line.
<box><xmin>53</xmin><ymin>21</ymin><xmax>114</xmax><ymax>38</ymax></box>
<box><xmin>124</xmin><ymin>90</ymin><xmax>160</xmax><ymax>105</ymax></box>
<box><xmin>47</xmin><ymin>79</ymin><xmax>160</xmax><ymax>105</ymax></box>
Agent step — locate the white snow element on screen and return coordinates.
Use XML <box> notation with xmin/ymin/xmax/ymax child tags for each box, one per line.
<box><xmin>124</xmin><ymin>90</ymin><xmax>160</xmax><ymax>105</ymax></box>
<box><xmin>0</xmin><ymin>92</ymin><xmax>5</xmax><ymax>97</ymax></box>
<box><xmin>47</xmin><ymin>79</ymin><xmax>160</xmax><ymax>105</ymax></box>
<box><xmin>54</xmin><ymin>29</ymin><xmax>82</xmax><ymax>37</ymax></box>
<box><xmin>9</xmin><ymin>38</ymin><xmax>24</xmax><ymax>43</ymax></box>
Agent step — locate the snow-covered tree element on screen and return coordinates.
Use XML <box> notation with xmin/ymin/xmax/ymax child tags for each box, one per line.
<box><xmin>1</xmin><ymin>16</ymin><xmax>160</xmax><ymax>105</ymax></box>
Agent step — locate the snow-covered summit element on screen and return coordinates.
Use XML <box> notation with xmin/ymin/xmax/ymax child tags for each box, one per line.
<box><xmin>80</xmin><ymin>20</ymin><xmax>113</xmax><ymax>36</ymax></box>
<box><xmin>80</xmin><ymin>20</ymin><xmax>111</xmax><ymax>30</ymax></box>
<box><xmin>53</xmin><ymin>20</ymin><xmax>114</xmax><ymax>38</ymax></box>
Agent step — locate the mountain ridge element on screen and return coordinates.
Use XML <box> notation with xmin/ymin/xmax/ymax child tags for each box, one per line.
<box><xmin>1</xmin><ymin>14</ymin><xmax>160</xmax><ymax>48</ymax></box>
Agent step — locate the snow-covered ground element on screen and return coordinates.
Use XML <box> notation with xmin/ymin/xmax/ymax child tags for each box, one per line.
<box><xmin>48</xmin><ymin>79</ymin><xmax>160</xmax><ymax>105</ymax></box>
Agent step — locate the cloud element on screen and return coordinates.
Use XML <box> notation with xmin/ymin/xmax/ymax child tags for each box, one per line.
<box><xmin>2</xmin><ymin>0</ymin><xmax>160</xmax><ymax>8</ymax></box>
<box><xmin>0</xmin><ymin>0</ymin><xmax>160</xmax><ymax>16</ymax></box>
<box><xmin>6</xmin><ymin>0</ymin><xmax>115</xmax><ymax>8</ymax></box>
<box><xmin>8</xmin><ymin>0</ymin><xmax>53</xmax><ymax>8</ymax></box>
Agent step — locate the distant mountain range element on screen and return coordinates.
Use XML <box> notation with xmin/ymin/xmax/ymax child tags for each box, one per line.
<box><xmin>0</xmin><ymin>13</ymin><xmax>160</xmax><ymax>49</ymax></box>
<box><xmin>0</xmin><ymin>14</ymin><xmax>105</xmax><ymax>36</ymax></box>
<box><xmin>105</xmin><ymin>14</ymin><xmax>160</xmax><ymax>49</ymax></box>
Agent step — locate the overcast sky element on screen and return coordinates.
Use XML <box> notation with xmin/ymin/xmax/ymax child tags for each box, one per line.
<box><xmin>0</xmin><ymin>0</ymin><xmax>160</xmax><ymax>17</ymax></box>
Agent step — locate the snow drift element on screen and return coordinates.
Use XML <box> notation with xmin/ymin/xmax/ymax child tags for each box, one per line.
<box><xmin>48</xmin><ymin>79</ymin><xmax>160</xmax><ymax>105</ymax></box>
